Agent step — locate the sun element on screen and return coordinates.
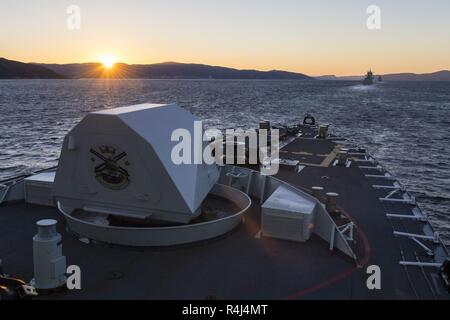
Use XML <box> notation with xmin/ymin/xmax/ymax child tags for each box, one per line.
<box><xmin>99</xmin><ymin>55</ymin><xmax>117</xmax><ymax>69</ymax></box>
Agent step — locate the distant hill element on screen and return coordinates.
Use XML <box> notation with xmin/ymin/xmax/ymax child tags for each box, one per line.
<box><xmin>39</xmin><ymin>61</ymin><xmax>313</xmax><ymax>80</ymax></box>
<box><xmin>35</xmin><ymin>63</ymin><xmax>105</xmax><ymax>79</ymax></box>
<box><xmin>314</xmin><ymin>75</ymin><xmax>339</xmax><ymax>80</ymax></box>
<box><xmin>0</xmin><ymin>58</ymin><xmax>65</xmax><ymax>79</ymax></box>
<box><xmin>381</xmin><ymin>70</ymin><xmax>450</xmax><ymax>81</ymax></box>
<box><xmin>316</xmin><ymin>70</ymin><xmax>450</xmax><ymax>81</ymax></box>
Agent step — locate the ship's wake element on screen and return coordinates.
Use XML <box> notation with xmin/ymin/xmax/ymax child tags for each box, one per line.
<box><xmin>349</xmin><ymin>84</ymin><xmax>378</xmax><ymax>91</ymax></box>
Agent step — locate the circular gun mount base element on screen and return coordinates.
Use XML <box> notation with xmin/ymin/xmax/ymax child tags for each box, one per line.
<box><xmin>57</xmin><ymin>184</ymin><xmax>251</xmax><ymax>247</ymax></box>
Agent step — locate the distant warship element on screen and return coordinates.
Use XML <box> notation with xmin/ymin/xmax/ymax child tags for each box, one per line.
<box><xmin>363</xmin><ymin>69</ymin><xmax>374</xmax><ymax>85</ymax></box>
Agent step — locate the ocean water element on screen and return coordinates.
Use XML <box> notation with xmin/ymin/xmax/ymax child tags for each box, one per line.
<box><xmin>0</xmin><ymin>79</ymin><xmax>449</xmax><ymax>243</ymax></box>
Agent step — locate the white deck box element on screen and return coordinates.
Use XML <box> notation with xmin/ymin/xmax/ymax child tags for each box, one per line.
<box><xmin>24</xmin><ymin>171</ymin><xmax>56</xmax><ymax>207</ymax></box>
<box><xmin>262</xmin><ymin>185</ymin><xmax>316</xmax><ymax>242</ymax></box>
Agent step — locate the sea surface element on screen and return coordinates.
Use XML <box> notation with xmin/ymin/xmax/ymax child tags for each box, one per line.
<box><xmin>0</xmin><ymin>79</ymin><xmax>449</xmax><ymax>243</ymax></box>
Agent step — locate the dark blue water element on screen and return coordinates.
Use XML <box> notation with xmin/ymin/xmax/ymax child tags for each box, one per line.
<box><xmin>0</xmin><ymin>79</ymin><xmax>449</xmax><ymax>242</ymax></box>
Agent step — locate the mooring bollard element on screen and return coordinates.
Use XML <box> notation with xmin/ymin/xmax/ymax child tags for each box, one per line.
<box><xmin>326</xmin><ymin>192</ymin><xmax>339</xmax><ymax>213</ymax></box>
<box><xmin>317</xmin><ymin>124</ymin><xmax>330</xmax><ymax>139</ymax></box>
<box><xmin>311</xmin><ymin>186</ymin><xmax>324</xmax><ymax>199</ymax></box>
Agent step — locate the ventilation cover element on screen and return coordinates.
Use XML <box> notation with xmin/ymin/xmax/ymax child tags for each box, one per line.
<box><xmin>262</xmin><ymin>185</ymin><xmax>316</xmax><ymax>242</ymax></box>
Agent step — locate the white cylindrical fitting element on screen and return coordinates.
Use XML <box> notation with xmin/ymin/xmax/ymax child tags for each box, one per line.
<box><xmin>31</xmin><ymin>219</ymin><xmax>67</xmax><ymax>290</ymax></box>
<box><xmin>326</xmin><ymin>192</ymin><xmax>339</xmax><ymax>213</ymax></box>
<box><xmin>311</xmin><ymin>186</ymin><xmax>324</xmax><ymax>199</ymax></box>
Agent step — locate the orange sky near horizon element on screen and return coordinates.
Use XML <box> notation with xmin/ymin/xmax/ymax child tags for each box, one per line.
<box><xmin>1</xmin><ymin>0</ymin><xmax>450</xmax><ymax>76</ymax></box>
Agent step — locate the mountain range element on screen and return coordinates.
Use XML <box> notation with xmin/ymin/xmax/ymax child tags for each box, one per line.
<box><xmin>1</xmin><ymin>57</ymin><xmax>449</xmax><ymax>81</ymax></box>
<box><xmin>0</xmin><ymin>58</ymin><xmax>311</xmax><ymax>80</ymax></box>
<box><xmin>0</xmin><ymin>58</ymin><xmax>65</xmax><ymax>79</ymax></box>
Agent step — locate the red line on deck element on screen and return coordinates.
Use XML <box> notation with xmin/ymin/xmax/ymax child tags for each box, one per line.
<box><xmin>285</xmin><ymin>201</ymin><xmax>372</xmax><ymax>300</ymax></box>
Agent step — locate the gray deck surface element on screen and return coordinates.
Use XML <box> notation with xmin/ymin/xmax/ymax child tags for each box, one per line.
<box><xmin>0</xmin><ymin>125</ymin><xmax>448</xmax><ymax>299</ymax></box>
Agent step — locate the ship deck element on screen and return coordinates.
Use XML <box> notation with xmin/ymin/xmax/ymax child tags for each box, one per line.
<box><xmin>0</xmin><ymin>126</ymin><xmax>448</xmax><ymax>299</ymax></box>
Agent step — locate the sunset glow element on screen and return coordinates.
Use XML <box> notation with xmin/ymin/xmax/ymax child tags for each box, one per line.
<box><xmin>99</xmin><ymin>55</ymin><xmax>116</xmax><ymax>69</ymax></box>
<box><xmin>1</xmin><ymin>0</ymin><xmax>449</xmax><ymax>76</ymax></box>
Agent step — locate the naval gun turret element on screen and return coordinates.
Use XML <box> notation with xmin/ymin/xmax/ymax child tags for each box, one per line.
<box><xmin>53</xmin><ymin>103</ymin><xmax>219</xmax><ymax>224</ymax></box>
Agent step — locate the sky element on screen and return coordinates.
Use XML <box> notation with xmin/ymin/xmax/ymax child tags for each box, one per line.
<box><xmin>1</xmin><ymin>0</ymin><xmax>449</xmax><ymax>76</ymax></box>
